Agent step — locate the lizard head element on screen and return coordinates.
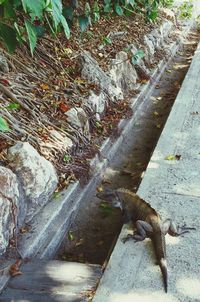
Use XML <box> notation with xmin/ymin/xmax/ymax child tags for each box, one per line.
<box><xmin>96</xmin><ymin>187</ymin><xmax>123</xmax><ymax>210</ymax></box>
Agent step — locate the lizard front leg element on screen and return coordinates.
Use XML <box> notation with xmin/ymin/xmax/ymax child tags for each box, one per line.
<box><xmin>122</xmin><ymin>220</ymin><xmax>153</xmax><ymax>243</ymax></box>
<box><xmin>162</xmin><ymin>219</ymin><xmax>195</xmax><ymax>236</ymax></box>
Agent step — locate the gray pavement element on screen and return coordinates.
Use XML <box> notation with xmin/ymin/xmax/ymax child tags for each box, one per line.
<box><xmin>93</xmin><ymin>43</ymin><xmax>200</xmax><ymax>301</ymax></box>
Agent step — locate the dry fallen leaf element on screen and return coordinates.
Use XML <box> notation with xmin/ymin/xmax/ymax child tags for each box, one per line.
<box><xmin>75</xmin><ymin>238</ymin><xmax>84</xmax><ymax>247</ymax></box>
<box><xmin>96</xmin><ymin>186</ymin><xmax>103</xmax><ymax>192</ymax></box>
<box><xmin>40</xmin><ymin>83</ymin><xmax>49</xmax><ymax>90</ymax></box>
<box><xmin>59</xmin><ymin>102</ymin><xmax>70</xmax><ymax>113</ymax></box>
<box><xmin>153</xmin><ymin>111</ymin><xmax>159</xmax><ymax>116</ymax></box>
<box><xmin>20</xmin><ymin>227</ymin><xmax>29</xmax><ymax>234</ymax></box>
<box><xmin>9</xmin><ymin>259</ymin><xmax>22</xmax><ymax>277</ymax></box>
<box><xmin>175</xmin><ymin>154</ymin><xmax>181</xmax><ymax>160</ymax></box>
<box><xmin>165</xmin><ymin>154</ymin><xmax>181</xmax><ymax>161</ymax></box>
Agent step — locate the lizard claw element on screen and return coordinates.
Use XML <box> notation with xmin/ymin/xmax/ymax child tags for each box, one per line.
<box><xmin>122</xmin><ymin>234</ymin><xmax>134</xmax><ymax>243</ymax></box>
<box><xmin>177</xmin><ymin>226</ymin><xmax>196</xmax><ymax>236</ymax></box>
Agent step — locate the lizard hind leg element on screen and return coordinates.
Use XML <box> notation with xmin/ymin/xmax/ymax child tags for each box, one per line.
<box><xmin>122</xmin><ymin>220</ymin><xmax>153</xmax><ymax>243</ymax></box>
<box><xmin>162</xmin><ymin>219</ymin><xmax>196</xmax><ymax>237</ymax></box>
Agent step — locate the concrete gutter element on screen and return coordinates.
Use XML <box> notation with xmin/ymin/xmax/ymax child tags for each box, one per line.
<box><xmin>17</xmin><ymin>21</ymin><xmax>194</xmax><ymax>260</ymax></box>
<box><xmin>93</xmin><ymin>40</ymin><xmax>200</xmax><ymax>302</ymax></box>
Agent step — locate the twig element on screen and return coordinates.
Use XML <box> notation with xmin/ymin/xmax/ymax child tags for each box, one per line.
<box><xmin>1</xmin><ymin>50</ymin><xmax>39</xmax><ymax>80</ymax></box>
<box><xmin>0</xmin><ymin>83</ymin><xmax>38</xmax><ymax>119</ymax></box>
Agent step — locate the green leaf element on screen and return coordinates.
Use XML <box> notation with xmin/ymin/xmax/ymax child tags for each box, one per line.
<box><xmin>6</xmin><ymin>103</ymin><xmax>20</xmax><ymax>110</ymax></box>
<box><xmin>136</xmin><ymin>50</ymin><xmax>145</xmax><ymax>58</ymax></box>
<box><xmin>51</xmin><ymin>0</ymin><xmax>62</xmax><ymax>28</ymax></box>
<box><xmin>21</xmin><ymin>0</ymin><xmax>45</xmax><ymax>20</ymax></box>
<box><xmin>127</xmin><ymin>0</ymin><xmax>135</xmax><ymax>6</ymax></box>
<box><xmin>60</xmin><ymin>15</ymin><xmax>70</xmax><ymax>39</ymax></box>
<box><xmin>68</xmin><ymin>231</ymin><xmax>74</xmax><ymax>241</ymax></box>
<box><xmin>0</xmin><ymin>116</ymin><xmax>10</xmax><ymax>132</ymax></box>
<box><xmin>14</xmin><ymin>22</ymin><xmax>26</xmax><ymax>43</ymax></box>
<box><xmin>93</xmin><ymin>1</ymin><xmax>100</xmax><ymax>13</ymax></box>
<box><xmin>3</xmin><ymin>0</ymin><xmax>16</xmax><ymax>19</ymax></box>
<box><xmin>0</xmin><ymin>0</ymin><xmax>6</xmax><ymax>4</ymax></box>
<box><xmin>99</xmin><ymin>202</ymin><xmax>113</xmax><ymax>215</ymax></box>
<box><xmin>131</xmin><ymin>49</ymin><xmax>145</xmax><ymax>64</ymax></box>
<box><xmin>63</xmin><ymin>6</ymin><xmax>74</xmax><ymax>21</ymax></box>
<box><xmin>34</xmin><ymin>25</ymin><xmax>45</xmax><ymax>37</ymax></box>
<box><xmin>53</xmin><ymin>191</ymin><xmax>61</xmax><ymax>199</ymax></box>
<box><xmin>78</xmin><ymin>15</ymin><xmax>90</xmax><ymax>32</ymax></box>
<box><xmin>63</xmin><ymin>154</ymin><xmax>71</xmax><ymax>162</ymax></box>
<box><xmin>94</xmin><ymin>12</ymin><xmax>100</xmax><ymax>22</ymax></box>
<box><xmin>115</xmin><ymin>4</ymin><xmax>123</xmax><ymax>15</ymax></box>
<box><xmin>147</xmin><ymin>10</ymin><xmax>158</xmax><ymax>21</ymax></box>
<box><xmin>104</xmin><ymin>3</ymin><xmax>112</xmax><ymax>13</ymax></box>
<box><xmin>103</xmin><ymin>37</ymin><xmax>112</xmax><ymax>45</ymax></box>
<box><xmin>25</xmin><ymin>20</ymin><xmax>37</xmax><ymax>56</ymax></box>
<box><xmin>0</xmin><ymin>22</ymin><xmax>17</xmax><ymax>52</ymax></box>
<box><xmin>13</xmin><ymin>0</ymin><xmax>21</xmax><ymax>9</ymax></box>
<box><xmin>165</xmin><ymin>155</ymin><xmax>175</xmax><ymax>160</ymax></box>
<box><xmin>85</xmin><ymin>2</ymin><xmax>91</xmax><ymax>16</ymax></box>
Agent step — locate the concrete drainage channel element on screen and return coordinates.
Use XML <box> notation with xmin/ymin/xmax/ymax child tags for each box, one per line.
<box><xmin>17</xmin><ymin>23</ymin><xmax>200</xmax><ymax>266</ymax></box>
<box><xmin>55</xmin><ymin>26</ymin><xmax>200</xmax><ymax>266</ymax></box>
<box><xmin>18</xmin><ymin>25</ymin><xmax>198</xmax><ymax>263</ymax></box>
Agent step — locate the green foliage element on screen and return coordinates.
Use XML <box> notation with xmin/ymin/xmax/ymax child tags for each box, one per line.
<box><xmin>161</xmin><ymin>0</ymin><xmax>174</xmax><ymax>8</ymax></box>
<box><xmin>131</xmin><ymin>49</ymin><xmax>145</xmax><ymax>64</ymax></box>
<box><xmin>178</xmin><ymin>0</ymin><xmax>193</xmax><ymax>19</ymax></box>
<box><xmin>0</xmin><ymin>0</ymin><xmax>176</xmax><ymax>55</ymax></box>
<box><xmin>0</xmin><ymin>21</ymin><xmax>17</xmax><ymax>52</ymax></box>
<box><xmin>0</xmin><ymin>0</ymin><xmax>70</xmax><ymax>55</ymax></box>
<box><xmin>0</xmin><ymin>116</ymin><xmax>10</xmax><ymax>132</ymax></box>
<box><xmin>24</xmin><ymin>20</ymin><xmax>37</xmax><ymax>56</ymax></box>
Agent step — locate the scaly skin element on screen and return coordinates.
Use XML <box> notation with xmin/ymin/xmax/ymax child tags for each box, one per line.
<box><xmin>97</xmin><ymin>187</ymin><xmax>194</xmax><ymax>293</ymax></box>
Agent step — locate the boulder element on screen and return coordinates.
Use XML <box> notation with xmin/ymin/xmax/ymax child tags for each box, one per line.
<box><xmin>65</xmin><ymin>107</ymin><xmax>90</xmax><ymax>138</ymax></box>
<box><xmin>81</xmin><ymin>51</ymin><xmax>123</xmax><ymax>101</ymax></box>
<box><xmin>0</xmin><ymin>166</ymin><xmax>19</xmax><ymax>254</ymax></box>
<box><xmin>8</xmin><ymin>142</ymin><xmax>58</xmax><ymax>222</ymax></box>
<box><xmin>109</xmin><ymin>51</ymin><xmax>138</xmax><ymax>92</ymax></box>
<box><xmin>86</xmin><ymin>91</ymin><xmax>108</xmax><ymax>120</ymax></box>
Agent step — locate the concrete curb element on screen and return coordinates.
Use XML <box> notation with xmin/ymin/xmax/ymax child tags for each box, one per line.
<box><xmin>93</xmin><ymin>31</ymin><xmax>200</xmax><ymax>302</ymax></box>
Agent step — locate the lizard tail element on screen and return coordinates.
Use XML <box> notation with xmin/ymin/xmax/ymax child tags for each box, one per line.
<box><xmin>159</xmin><ymin>258</ymin><xmax>168</xmax><ymax>293</ymax></box>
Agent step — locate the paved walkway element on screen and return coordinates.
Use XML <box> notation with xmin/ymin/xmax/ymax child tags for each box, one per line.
<box><xmin>0</xmin><ymin>260</ymin><xmax>101</xmax><ymax>301</ymax></box>
<box><xmin>93</xmin><ymin>42</ymin><xmax>200</xmax><ymax>302</ymax></box>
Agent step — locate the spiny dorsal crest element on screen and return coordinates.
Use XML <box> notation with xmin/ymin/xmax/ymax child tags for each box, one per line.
<box><xmin>116</xmin><ymin>188</ymin><xmax>157</xmax><ymax>215</ymax></box>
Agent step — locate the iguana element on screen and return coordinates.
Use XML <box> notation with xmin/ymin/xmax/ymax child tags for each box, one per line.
<box><xmin>96</xmin><ymin>187</ymin><xmax>194</xmax><ymax>293</ymax></box>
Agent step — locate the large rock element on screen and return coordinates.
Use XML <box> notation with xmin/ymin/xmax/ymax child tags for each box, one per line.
<box><xmin>150</xmin><ymin>29</ymin><xmax>163</xmax><ymax>49</ymax></box>
<box><xmin>8</xmin><ymin>142</ymin><xmax>58</xmax><ymax>222</ymax></box>
<box><xmin>144</xmin><ymin>35</ymin><xmax>155</xmax><ymax>64</ymax></box>
<box><xmin>0</xmin><ymin>166</ymin><xmax>19</xmax><ymax>255</ymax></box>
<box><xmin>65</xmin><ymin>107</ymin><xmax>90</xmax><ymax>138</ymax></box>
<box><xmin>160</xmin><ymin>20</ymin><xmax>173</xmax><ymax>39</ymax></box>
<box><xmin>144</xmin><ymin>21</ymin><xmax>173</xmax><ymax>64</ymax></box>
<box><xmin>80</xmin><ymin>51</ymin><xmax>123</xmax><ymax>101</ymax></box>
<box><xmin>109</xmin><ymin>51</ymin><xmax>138</xmax><ymax>92</ymax></box>
<box><xmin>85</xmin><ymin>91</ymin><xmax>108</xmax><ymax>120</ymax></box>
<box><xmin>129</xmin><ymin>45</ymin><xmax>150</xmax><ymax>77</ymax></box>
